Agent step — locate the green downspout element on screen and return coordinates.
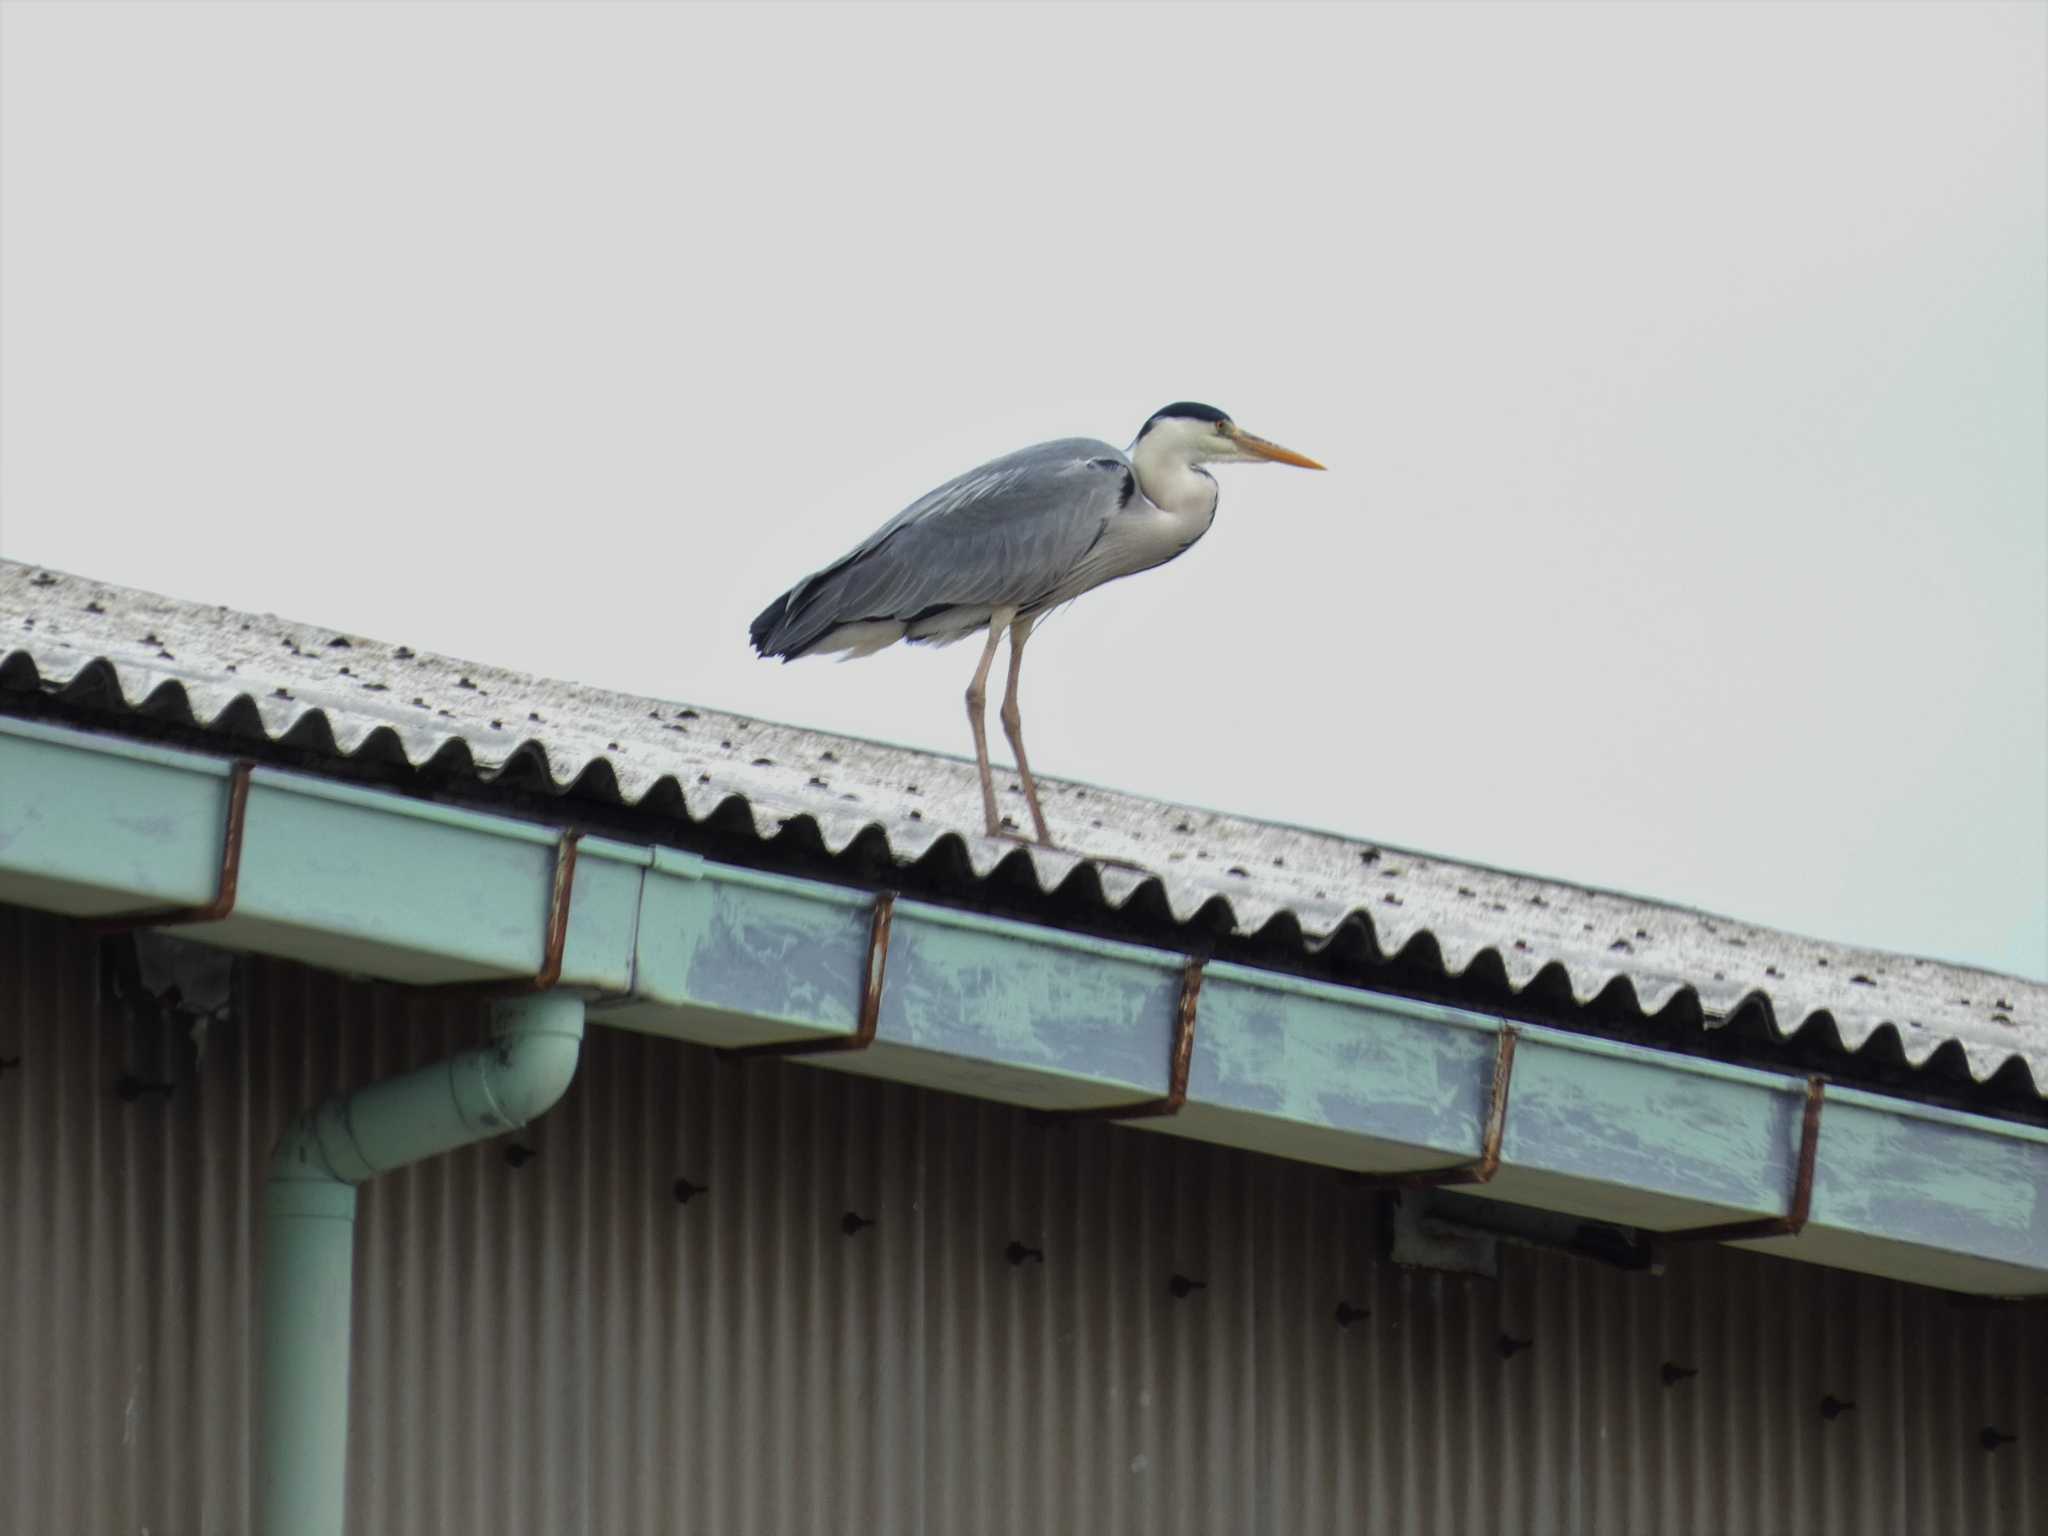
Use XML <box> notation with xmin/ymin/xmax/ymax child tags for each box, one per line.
<box><xmin>256</xmin><ymin>992</ymin><xmax>586</xmax><ymax>1536</ymax></box>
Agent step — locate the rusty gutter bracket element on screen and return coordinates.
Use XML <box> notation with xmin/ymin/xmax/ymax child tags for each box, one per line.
<box><xmin>1349</xmin><ymin>1026</ymin><xmax>1520</xmax><ymax>1189</ymax></box>
<box><xmin>723</xmin><ymin>891</ymin><xmax>897</xmax><ymax>1058</ymax></box>
<box><xmin>94</xmin><ymin>759</ymin><xmax>256</xmax><ymax>931</ymax></box>
<box><xmin>1030</xmin><ymin>956</ymin><xmax>1206</xmax><ymax>1123</ymax></box>
<box><xmin>428</xmin><ymin>830</ymin><xmax>584</xmax><ymax>998</ymax></box>
<box><xmin>1663</xmin><ymin>1076</ymin><xmax>1826</xmax><ymax>1244</ymax></box>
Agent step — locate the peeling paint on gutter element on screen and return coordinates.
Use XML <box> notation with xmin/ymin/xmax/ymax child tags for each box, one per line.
<box><xmin>2</xmin><ymin>711</ymin><xmax>2044</xmax><ymax>1296</ymax></box>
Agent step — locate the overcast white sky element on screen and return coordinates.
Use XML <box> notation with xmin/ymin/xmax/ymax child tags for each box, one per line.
<box><xmin>1</xmin><ymin>1</ymin><xmax>2042</xmax><ymax>980</ymax></box>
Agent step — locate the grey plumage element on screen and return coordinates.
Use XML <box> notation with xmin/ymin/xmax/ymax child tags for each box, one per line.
<box><xmin>750</xmin><ymin>438</ymin><xmax>1135</xmax><ymax>661</ymax></box>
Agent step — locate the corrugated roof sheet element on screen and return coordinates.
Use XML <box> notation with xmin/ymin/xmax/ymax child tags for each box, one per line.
<box><xmin>3</xmin><ymin>557</ymin><xmax>2042</xmax><ymax>1103</ymax></box>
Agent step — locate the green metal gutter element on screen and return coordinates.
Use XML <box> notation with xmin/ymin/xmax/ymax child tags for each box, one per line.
<box><xmin>1</xmin><ymin>714</ymin><xmax>2043</xmax><ymax>1297</ymax></box>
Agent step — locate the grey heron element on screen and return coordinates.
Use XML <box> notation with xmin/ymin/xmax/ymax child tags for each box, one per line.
<box><xmin>750</xmin><ymin>402</ymin><xmax>1324</xmax><ymax>846</ymax></box>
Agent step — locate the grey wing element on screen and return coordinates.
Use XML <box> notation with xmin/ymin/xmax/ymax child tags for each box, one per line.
<box><xmin>751</xmin><ymin>438</ymin><xmax>1131</xmax><ymax>658</ymax></box>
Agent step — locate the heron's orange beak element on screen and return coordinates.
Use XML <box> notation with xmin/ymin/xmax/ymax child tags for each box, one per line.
<box><xmin>1226</xmin><ymin>424</ymin><xmax>1325</xmax><ymax>470</ymax></box>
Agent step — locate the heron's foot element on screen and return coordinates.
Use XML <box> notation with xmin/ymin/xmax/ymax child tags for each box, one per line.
<box><xmin>1074</xmin><ymin>851</ymin><xmax>1156</xmax><ymax>876</ymax></box>
<box><xmin>986</xmin><ymin>829</ymin><xmax>1155</xmax><ymax>877</ymax></box>
<box><xmin>989</xmin><ymin>824</ymin><xmax>1055</xmax><ymax>850</ymax></box>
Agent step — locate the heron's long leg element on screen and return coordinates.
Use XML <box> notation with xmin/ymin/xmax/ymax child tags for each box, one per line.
<box><xmin>999</xmin><ymin>617</ymin><xmax>1053</xmax><ymax>845</ymax></box>
<box><xmin>964</xmin><ymin>610</ymin><xmax>1015</xmax><ymax>838</ymax></box>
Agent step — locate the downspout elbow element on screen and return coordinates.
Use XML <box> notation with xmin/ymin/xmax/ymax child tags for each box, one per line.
<box><xmin>469</xmin><ymin>994</ymin><xmax>584</xmax><ymax>1129</ymax></box>
<box><xmin>269</xmin><ymin>992</ymin><xmax>587</xmax><ymax>1187</ymax></box>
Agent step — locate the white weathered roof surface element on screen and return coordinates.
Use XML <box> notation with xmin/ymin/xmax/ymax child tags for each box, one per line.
<box><xmin>3</xmin><ymin>557</ymin><xmax>2041</xmax><ymax>1099</ymax></box>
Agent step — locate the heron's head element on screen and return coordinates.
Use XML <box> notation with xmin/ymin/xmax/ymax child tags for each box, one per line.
<box><xmin>1134</xmin><ymin>402</ymin><xmax>1325</xmax><ymax>470</ymax></box>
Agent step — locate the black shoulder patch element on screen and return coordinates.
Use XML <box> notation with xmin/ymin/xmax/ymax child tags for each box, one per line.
<box><xmin>1085</xmin><ymin>455</ymin><xmax>1138</xmax><ymax>508</ymax></box>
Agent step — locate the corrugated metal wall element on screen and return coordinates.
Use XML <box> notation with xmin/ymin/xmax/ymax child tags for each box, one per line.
<box><xmin>3</xmin><ymin>901</ymin><xmax>2042</xmax><ymax>1535</ymax></box>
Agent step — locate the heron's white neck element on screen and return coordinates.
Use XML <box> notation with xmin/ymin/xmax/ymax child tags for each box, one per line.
<box><xmin>1128</xmin><ymin>425</ymin><xmax>1222</xmax><ymax>524</ymax></box>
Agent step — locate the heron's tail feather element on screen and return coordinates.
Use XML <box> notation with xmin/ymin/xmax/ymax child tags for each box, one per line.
<box><xmin>751</xmin><ymin>546</ymin><xmax>873</xmax><ymax>658</ymax></box>
<box><xmin>749</xmin><ymin>589</ymin><xmax>796</xmax><ymax>657</ymax></box>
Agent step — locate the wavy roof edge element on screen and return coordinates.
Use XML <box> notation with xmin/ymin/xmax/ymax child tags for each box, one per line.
<box><xmin>3</xmin><ymin>557</ymin><xmax>2042</xmax><ymax>1108</ymax></box>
